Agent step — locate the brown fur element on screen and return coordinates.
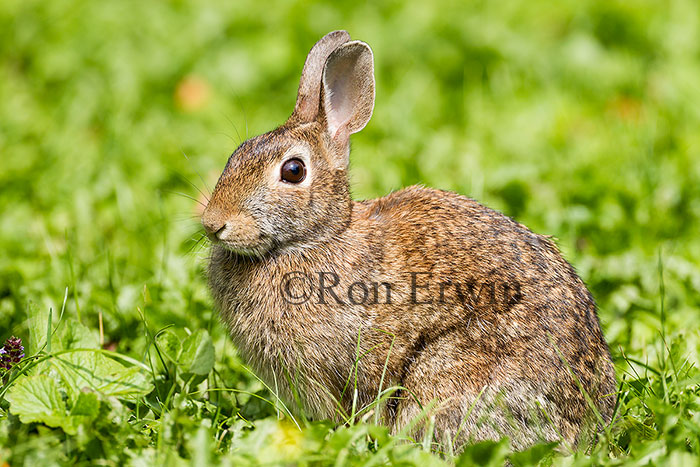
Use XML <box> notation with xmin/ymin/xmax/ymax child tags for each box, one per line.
<box><xmin>201</xmin><ymin>31</ymin><xmax>616</xmax><ymax>451</ymax></box>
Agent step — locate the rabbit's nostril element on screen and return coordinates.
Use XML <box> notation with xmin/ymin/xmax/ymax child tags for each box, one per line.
<box><xmin>202</xmin><ymin>217</ymin><xmax>225</xmax><ymax>238</ymax></box>
<box><xmin>213</xmin><ymin>224</ymin><xmax>226</xmax><ymax>239</ymax></box>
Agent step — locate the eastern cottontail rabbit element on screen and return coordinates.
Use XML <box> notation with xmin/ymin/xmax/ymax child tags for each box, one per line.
<box><xmin>202</xmin><ymin>30</ymin><xmax>616</xmax><ymax>450</ymax></box>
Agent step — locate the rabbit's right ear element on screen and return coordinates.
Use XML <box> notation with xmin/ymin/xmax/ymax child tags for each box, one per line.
<box><xmin>292</xmin><ymin>30</ymin><xmax>351</xmax><ymax>123</ymax></box>
<box><xmin>320</xmin><ymin>41</ymin><xmax>375</xmax><ymax>155</ymax></box>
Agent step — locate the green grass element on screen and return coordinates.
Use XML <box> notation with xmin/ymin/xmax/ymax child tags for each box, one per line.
<box><xmin>1</xmin><ymin>0</ymin><xmax>700</xmax><ymax>464</ymax></box>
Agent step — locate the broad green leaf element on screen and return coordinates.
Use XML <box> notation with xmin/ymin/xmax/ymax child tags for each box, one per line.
<box><xmin>97</xmin><ymin>365</ymin><xmax>153</xmax><ymax>398</ymax></box>
<box><xmin>59</xmin><ymin>392</ymin><xmax>102</xmax><ymax>435</ymax></box>
<box><xmin>155</xmin><ymin>329</ymin><xmax>181</xmax><ymax>364</ymax></box>
<box><xmin>25</xmin><ymin>317</ymin><xmax>153</xmax><ymax>401</ymax></box>
<box><xmin>59</xmin><ymin>319</ymin><xmax>99</xmax><ymax>350</ymax></box>
<box><xmin>509</xmin><ymin>441</ymin><xmax>558</xmax><ymax>466</ymax></box>
<box><xmin>70</xmin><ymin>391</ymin><xmax>100</xmax><ymax>418</ymax></box>
<box><xmin>52</xmin><ymin>350</ymin><xmax>152</xmax><ymax>400</ymax></box>
<box><xmin>6</xmin><ymin>374</ymin><xmax>67</xmax><ymax>429</ymax></box>
<box><xmin>6</xmin><ymin>375</ymin><xmax>104</xmax><ymax>435</ymax></box>
<box><xmin>178</xmin><ymin>329</ymin><xmax>215</xmax><ymax>376</ymax></box>
<box><xmin>456</xmin><ymin>438</ymin><xmax>511</xmax><ymax>467</ymax></box>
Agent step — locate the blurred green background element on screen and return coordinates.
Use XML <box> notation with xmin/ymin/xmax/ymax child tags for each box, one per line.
<box><xmin>1</xmin><ymin>0</ymin><xmax>699</xmax><ymax>464</ymax></box>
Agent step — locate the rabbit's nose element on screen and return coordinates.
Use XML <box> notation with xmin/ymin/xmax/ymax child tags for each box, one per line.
<box><xmin>202</xmin><ymin>216</ymin><xmax>226</xmax><ymax>240</ymax></box>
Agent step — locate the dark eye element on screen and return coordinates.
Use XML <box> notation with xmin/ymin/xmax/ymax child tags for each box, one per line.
<box><xmin>280</xmin><ymin>158</ymin><xmax>306</xmax><ymax>183</ymax></box>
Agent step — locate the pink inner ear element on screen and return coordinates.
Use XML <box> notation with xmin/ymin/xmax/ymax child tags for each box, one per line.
<box><xmin>322</xmin><ymin>41</ymin><xmax>375</xmax><ymax>140</ymax></box>
<box><xmin>326</xmin><ymin>61</ymin><xmax>356</xmax><ymax>136</ymax></box>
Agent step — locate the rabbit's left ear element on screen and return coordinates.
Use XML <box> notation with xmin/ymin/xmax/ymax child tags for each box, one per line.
<box><xmin>320</xmin><ymin>41</ymin><xmax>375</xmax><ymax>147</ymax></box>
<box><xmin>293</xmin><ymin>30</ymin><xmax>351</xmax><ymax>123</ymax></box>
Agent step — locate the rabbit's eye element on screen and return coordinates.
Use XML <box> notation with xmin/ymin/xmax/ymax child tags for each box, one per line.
<box><xmin>281</xmin><ymin>158</ymin><xmax>306</xmax><ymax>183</ymax></box>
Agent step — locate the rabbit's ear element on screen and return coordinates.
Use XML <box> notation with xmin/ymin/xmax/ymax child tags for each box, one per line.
<box><xmin>321</xmin><ymin>41</ymin><xmax>375</xmax><ymax>146</ymax></box>
<box><xmin>293</xmin><ymin>30</ymin><xmax>351</xmax><ymax>123</ymax></box>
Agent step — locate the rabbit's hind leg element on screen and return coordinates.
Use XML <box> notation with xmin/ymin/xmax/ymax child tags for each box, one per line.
<box><xmin>390</xmin><ymin>368</ymin><xmax>566</xmax><ymax>452</ymax></box>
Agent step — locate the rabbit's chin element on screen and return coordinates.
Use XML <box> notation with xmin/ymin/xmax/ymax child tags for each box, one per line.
<box><xmin>216</xmin><ymin>240</ymin><xmax>273</xmax><ymax>259</ymax></box>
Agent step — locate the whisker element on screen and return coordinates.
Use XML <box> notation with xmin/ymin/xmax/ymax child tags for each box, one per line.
<box><xmin>164</xmin><ymin>190</ymin><xmax>208</xmax><ymax>209</ymax></box>
<box><xmin>241</xmin><ymin>101</ymin><xmax>248</xmax><ymax>139</ymax></box>
<box><xmin>173</xmin><ymin>216</ymin><xmax>202</xmax><ymax>225</ymax></box>
<box><xmin>216</xmin><ymin>131</ymin><xmax>239</xmax><ymax>146</ymax></box>
<box><xmin>182</xmin><ymin>151</ymin><xmax>214</xmax><ymax>195</ymax></box>
<box><xmin>223</xmin><ymin>113</ymin><xmax>242</xmax><ymax>145</ymax></box>
<box><xmin>194</xmin><ymin>237</ymin><xmax>210</xmax><ymax>256</ymax></box>
<box><xmin>173</xmin><ymin>167</ymin><xmax>210</xmax><ymax>203</ymax></box>
<box><xmin>185</xmin><ymin>232</ymin><xmax>209</xmax><ymax>256</ymax></box>
<box><xmin>227</xmin><ymin>87</ymin><xmax>250</xmax><ymax>139</ymax></box>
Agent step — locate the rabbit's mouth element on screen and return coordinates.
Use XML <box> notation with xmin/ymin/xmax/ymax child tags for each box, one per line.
<box><xmin>202</xmin><ymin>209</ymin><xmax>273</xmax><ymax>258</ymax></box>
<box><xmin>215</xmin><ymin>238</ymin><xmax>274</xmax><ymax>259</ymax></box>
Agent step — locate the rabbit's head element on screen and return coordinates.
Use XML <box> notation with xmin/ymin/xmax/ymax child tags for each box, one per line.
<box><xmin>202</xmin><ymin>31</ymin><xmax>374</xmax><ymax>256</ymax></box>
